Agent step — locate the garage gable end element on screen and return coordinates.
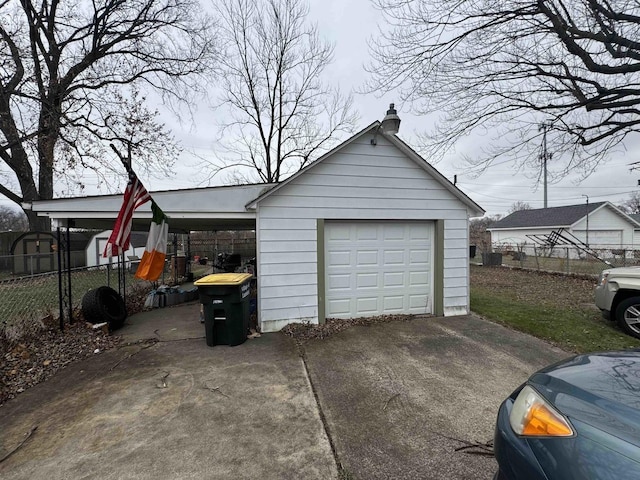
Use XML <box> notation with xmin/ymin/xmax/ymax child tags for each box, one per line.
<box><xmin>248</xmin><ymin>123</ymin><xmax>484</xmax><ymax>218</ymax></box>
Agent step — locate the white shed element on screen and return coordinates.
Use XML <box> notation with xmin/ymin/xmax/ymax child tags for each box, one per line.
<box><xmin>85</xmin><ymin>230</ymin><xmax>148</xmax><ymax>267</ymax></box>
<box><xmin>30</xmin><ymin>121</ymin><xmax>484</xmax><ymax>333</ymax></box>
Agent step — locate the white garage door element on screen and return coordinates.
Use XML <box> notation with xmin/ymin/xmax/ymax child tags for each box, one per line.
<box><xmin>325</xmin><ymin>221</ymin><xmax>433</xmax><ymax>318</ymax></box>
<box><xmin>572</xmin><ymin>230</ymin><xmax>623</xmax><ymax>247</ymax></box>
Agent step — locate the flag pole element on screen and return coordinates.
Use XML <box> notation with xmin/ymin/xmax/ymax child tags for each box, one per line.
<box><xmin>110</xmin><ymin>142</ymin><xmax>139</xmax><ymax>299</ymax></box>
<box><xmin>110</xmin><ymin>143</ymin><xmax>136</xmax><ymax>184</ymax></box>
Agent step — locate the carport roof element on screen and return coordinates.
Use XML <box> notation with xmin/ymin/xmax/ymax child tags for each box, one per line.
<box><xmin>29</xmin><ymin>183</ymin><xmax>277</xmax><ymax>232</ymax></box>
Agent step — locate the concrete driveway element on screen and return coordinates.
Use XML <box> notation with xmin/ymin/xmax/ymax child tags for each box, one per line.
<box><xmin>0</xmin><ymin>305</ymin><xmax>568</xmax><ymax>480</ymax></box>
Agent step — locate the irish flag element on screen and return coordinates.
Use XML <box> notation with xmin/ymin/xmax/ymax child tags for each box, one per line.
<box><xmin>135</xmin><ymin>201</ymin><xmax>169</xmax><ymax>282</ymax></box>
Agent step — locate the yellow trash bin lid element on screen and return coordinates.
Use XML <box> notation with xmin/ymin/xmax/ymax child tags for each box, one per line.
<box><xmin>194</xmin><ymin>273</ymin><xmax>253</xmax><ymax>286</ymax></box>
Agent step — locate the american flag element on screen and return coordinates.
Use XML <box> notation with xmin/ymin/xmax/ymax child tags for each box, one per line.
<box><xmin>102</xmin><ymin>177</ymin><xmax>152</xmax><ymax>258</ymax></box>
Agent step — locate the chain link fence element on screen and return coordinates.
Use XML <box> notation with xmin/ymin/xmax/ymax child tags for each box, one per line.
<box><xmin>0</xmin><ymin>255</ymin><xmax>142</xmax><ymax>336</ymax></box>
<box><xmin>1</xmin><ymin>231</ymin><xmax>257</xmax><ymax>339</ymax></box>
<box><xmin>471</xmin><ymin>243</ymin><xmax>639</xmax><ymax>276</ymax></box>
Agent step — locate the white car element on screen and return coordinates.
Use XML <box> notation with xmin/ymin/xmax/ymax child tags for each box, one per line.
<box><xmin>595</xmin><ymin>267</ymin><xmax>640</xmax><ymax>339</ymax></box>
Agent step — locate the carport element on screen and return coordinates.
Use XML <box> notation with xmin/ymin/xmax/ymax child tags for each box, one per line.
<box><xmin>29</xmin><ymin>183</ymin><xmax>274</xmax><ymax>327</ymax></box>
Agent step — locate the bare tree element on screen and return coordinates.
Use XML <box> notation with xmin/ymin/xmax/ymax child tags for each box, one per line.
<box><xmin>0</xmin><ymin>0</ymin><xmax>217</xmax><ymax>229</ymax></box>
<box><xmin>470</xmin><ymin>215</ymin><xmax>501</xmax><ymax>252</ymax></box>
<box><xmin>367</xmin><ymin>0</ymin><xmax>640</xmax><ymax>179</ymax></box>
<box><xmin>508</xmin><ymin>201</ymin><xmax>532</xmax><ymax>214</ymax></box>
<box><xmin>0</xmin><ymin>205</ymin><xmax>28</xmax><ymax>231</ymax></box>
<box><xmin>619</xmin><ymin>192</ymin><xmax>640</xmax><ymax>214</ymax></box>
<box><xmin>209</xmin><ymin>0</ymin><xmax>358</xmax><ymax>184</ymax></box>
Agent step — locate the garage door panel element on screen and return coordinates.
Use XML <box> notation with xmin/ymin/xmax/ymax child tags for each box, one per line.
<box><xmin>327</xmin><ymin>273</ymin><xmax>351</xmax><ymax>290</ymax></box>
<box><xmin>325</xmin><ymin>221</ymin><xmax>433</xmax><ymax>318</ymax></box>
<box><xmin>383</xmin><ymin>250</ymin><xmax>405</xmax><ymax>265</ymax></box>
<box><xmin>410</xmin><ymin>249</ymin><xmax>430</xmax><ymax>264</ymax></box>
<box><xmin>409</xmin><ymin>271</ymin><xmax>429</xmax><ymax>287</ymax></box>
<box><xmin>357</xmin><ymin>224</ymin><xmax>379</xmax><ymax>240</ymax></box>
<box><xmin>328</xmin><ymin>298</ymin><xmax>351</xmax><ymax>316</ymax></box>
<box><xmin>383</xmin><ymin>224</ymin><xmax>405</xmax><ymax>240</ymax></box>
<box><xmin>328</xmin><ymin>224</ymin><xmax>351</xmax><ymax>241</ymax></box>
<box><xmin>409</xmin><ymin>224</ymin><xmax>431</xmax><ymax>240</ymax></box>
<box><xmin>409</xmin><ymin>294</ymin><xmax>429</xmax><ymax>310</ymax></box>
<box><xmin>356</xmin><ymin>273</ymin><xmax>378</xmax><ymax>288</ymax></box>
<box><xmin>383</xmin><ymin>296</ymin><xmax>404</xmax><ymax>311</ymax></box>
<box><xmin>383</xmin><ymin>272</ymin><xmax>404</xmax><ymax>287</ymax></box>
<box><xmin>357</xmin><ymin>250</ymin><xmax>378</xmax><ymax>265</ymax></box>
<box><xmin>328</xmin><ymin>250</ymin><xmax>351</xmax><ymax>266</ymax></box>
<box><xmin>356</xmin><ymin>297</ymin><xmax>378</xmax><ymax>313</ymax></box>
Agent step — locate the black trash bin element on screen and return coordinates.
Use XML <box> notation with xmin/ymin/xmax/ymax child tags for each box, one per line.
<box><xmin>194</xmin><ymin>273</ymin><xmax>253</xmax><ymax>347</ymax></box>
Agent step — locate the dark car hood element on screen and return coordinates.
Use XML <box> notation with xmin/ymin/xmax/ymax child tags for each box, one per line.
<box><xmin>529</xmin><ymin>351</ymin><xmax>640</xmax><ymax>448</ymax></box>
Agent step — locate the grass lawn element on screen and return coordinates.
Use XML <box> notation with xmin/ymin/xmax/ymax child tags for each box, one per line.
<box><xmin>470</xmin><ymin>265</ymin><xmax>640</xmax><ymax>353</ymax></box>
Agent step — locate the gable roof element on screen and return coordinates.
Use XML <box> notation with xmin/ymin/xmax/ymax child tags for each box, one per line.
<box><xmin>489</xmin><ymin>201</ymin><xmax>640</xmax><ymax>230</ymax></box>
<box><xmin>246</xmin><ymin>122</ymin><xmax>485</xmax><ymax>216</ymax></box>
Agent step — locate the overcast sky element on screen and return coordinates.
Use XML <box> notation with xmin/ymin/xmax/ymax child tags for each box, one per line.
<box><xmin>161</xmin><ymin>0</ymin><xmax>640</xmax><ymax>218</ymax></box>
<box><xmin>3</xmin><ymin>0</ymin><xmax>639</xmax><ymax>218</ymax></box>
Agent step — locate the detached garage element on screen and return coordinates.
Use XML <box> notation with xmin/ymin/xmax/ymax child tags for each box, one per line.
<box><xmin>30</xmin><ymin>120</ymin><xmax>484</xmax><ymax>333</ymax></box>
<box><xmin>247</xmin><ymin>122</ymin><xmax>484</xmax><ymax>332</ymax></box>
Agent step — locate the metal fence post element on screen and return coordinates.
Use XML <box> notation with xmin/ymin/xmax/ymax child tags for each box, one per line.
<box><xmin>66</xmin><ymin>226</ymin><xmax>72</xmax><ymax>323</ymax></box>
<box><xmin>566</xmin><ymin>247</ymin><xmax>570</xmax><ymax>274</ymax></box>
<box><xmin>57</xmin><ymin>227</ymin><xmax>64</xmax><ymax>331</ymax></box>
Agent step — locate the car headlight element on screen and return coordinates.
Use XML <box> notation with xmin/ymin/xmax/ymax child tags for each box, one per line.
<box><xmin>509</xmin><ymin>385</ymin><xmax>574</xmax><ymax>437</ymax></box>
<box><xmin>599</xmin><ymin>272</ymin><xmax>609</xmax><ymax>286</ymax></box>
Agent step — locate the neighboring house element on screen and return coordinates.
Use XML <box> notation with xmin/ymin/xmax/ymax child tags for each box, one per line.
<box><xmin>488</xmin><ymin>202</ymin><xmax>640</xmax><ymax>253</ymax></box>
<box><xmin>86</xmin><ymin>230</ymin><xmax>148</xmax><ymax>267</ymax></box>
<box><xmin>30</xmin><ymin>121</ymin><xmax>484</xmax><ymax>332</ymax></box>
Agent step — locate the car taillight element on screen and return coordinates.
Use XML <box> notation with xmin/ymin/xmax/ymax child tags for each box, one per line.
<box><xmin>509</xmin><ymin>385</ymin><xmax>574</xmax><ymax>437</ymax></box>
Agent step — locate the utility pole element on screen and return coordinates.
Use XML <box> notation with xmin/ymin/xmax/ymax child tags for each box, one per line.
<box><xmin>539</xmin><ymin>123</ymin><xmax>552</xmax><ymax>208</ymax></box>
<box><xmin>582</xmin><ymin>194</ymin><xmax>589</xmax><ymax>247</ymax></box>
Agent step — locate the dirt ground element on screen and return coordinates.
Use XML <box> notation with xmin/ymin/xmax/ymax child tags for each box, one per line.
<box><xmin>470</xmin><ymin>264</ymin><xmax>598</xmax><ymax>311</ymax></box>
<box><xmin>0</xmin><ymin>289</ymin><xmax>149</xmax><ymax>407</ymax></box>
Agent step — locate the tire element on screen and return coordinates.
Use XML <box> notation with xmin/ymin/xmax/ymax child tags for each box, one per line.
<box><xmin>82</xmin><ymin>286</ymin><xmax>127</xmax><ymax>331</ymax></box>
<box><xmin>614</xmin><ymin>296</ymin><xmax>640</xmax><ymax>339</ymax></box>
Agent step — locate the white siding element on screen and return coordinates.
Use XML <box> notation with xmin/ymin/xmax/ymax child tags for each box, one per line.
<box><xmin>256</xmin><ymin>136</ymin><xmax>471</xmax><ymax>332</ymax></box>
